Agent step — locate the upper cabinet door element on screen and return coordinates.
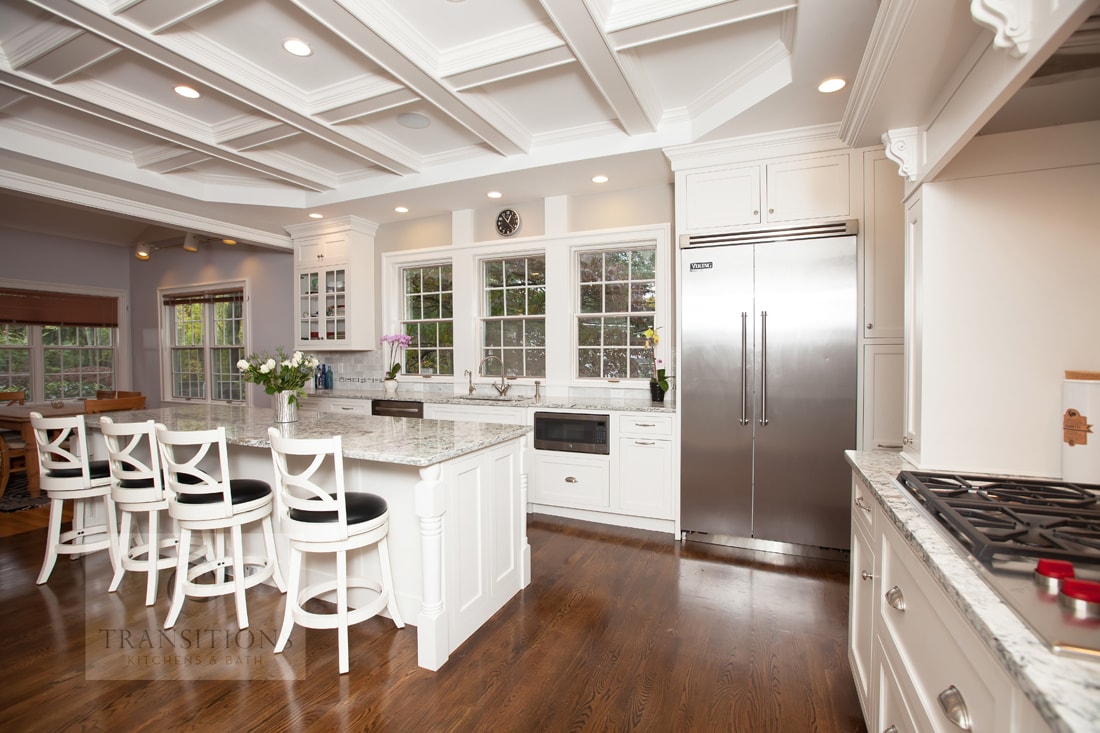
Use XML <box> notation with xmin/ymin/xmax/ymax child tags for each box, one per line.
<box><xmin>682</xmin><ymin>164</ymin><xmax>762</xmax><ymax>231</ymax></box>
<box><xmin>764</xmin><ymin>154</ymin><xmax>851</xmax><ymax>224</ymax></box>
<box><xmin>863</xmin><ymin>150</ymin><xmax>905</xmax><ymax>339</ymax></box>
<box><xmin>296</xmin><ymin>233</ymin><xmax>349</xmax><ymax>267</ymax></box>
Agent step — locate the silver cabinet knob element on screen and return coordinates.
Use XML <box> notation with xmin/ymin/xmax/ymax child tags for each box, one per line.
<box><xmin>855</xmin><ymin>496</ymin><xmax>873</xmax><ymax>514</ymax></box>
<box><xmin>861</xmin><ymin>570</ymin><xmax>875</xmax><ymax>581</ymax></box>
<box><xmin>867</xmin><ymin>323</ymin><xmax>874</xmax><ymax>329</ymax></box>
<box><xmin>565</xmin><ymin>476</ymin><xmax>578</xmax><ymax>483</ymax></box>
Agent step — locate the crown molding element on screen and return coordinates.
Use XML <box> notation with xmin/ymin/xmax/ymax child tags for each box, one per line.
<box><xmin>664</xmin><ymin>122</ymin><xmax>843</xmax><ymax>170</ymax></box>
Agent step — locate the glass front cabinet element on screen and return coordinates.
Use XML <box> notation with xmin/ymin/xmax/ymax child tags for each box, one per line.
<box><xmin>288</xmin><ymin>216</ymin><xmax>377</xmax><ymax>351</ymax></box>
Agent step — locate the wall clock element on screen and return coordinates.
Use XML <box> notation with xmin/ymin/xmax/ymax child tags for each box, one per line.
<box><xmin>495</xmin><ymin>208</ymin><xmax>521</xmax><ymax>237</ymax></box>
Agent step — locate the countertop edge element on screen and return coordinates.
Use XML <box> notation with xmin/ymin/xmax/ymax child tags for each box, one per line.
<box><xmin>304</xmin><ymin>389</ymin><xmax>677</xmax><ymax>414</ymax></box>
<box><xmin>845</xmin><ymin>450</ymin><xmax>1100</xmax><ymax>733</ymax></box>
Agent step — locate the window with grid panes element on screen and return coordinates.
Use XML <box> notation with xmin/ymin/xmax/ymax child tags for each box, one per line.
<box><xmin>577</xmin><ymin>247</ymin><xmax>657</xmax><ymax>380</ymax></box>
<box><xmin>481</xmin><ymin>255</ymin><xmax>545</xmax><ymax>378</ymax></box>
<box><xmin>164</xmin><ymin>288</ymin><xmax>245</xmax><ymax>402</ymax></box>
<box><xmin>401</xmin><ymin>264</ymin><xmax>453</xmax><ymax>376</ymax></box>
<box><xmin>0</xmin><ymin>325</ymin><xmax>32</xmax><ymax>398</ymax></box>
<box><xmin>42</xmin><ymin>326</ymin><xmax>116</xmax><ymax>398</ymax></box>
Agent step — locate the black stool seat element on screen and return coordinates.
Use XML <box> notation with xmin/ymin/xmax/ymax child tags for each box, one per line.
<box><xmin>175</xmin><ymin>478</ymin><xmax>271</xmax><ymax>505</ymax></box>
<box><xmin>47</xmin><ymin>459</ymin><xmax>110</xmax><ymax>480</ymax></box>
<box><xmin>289</xmin><ymin>492</ymin><xmax>387</xmax><ymax>524</ymax></box>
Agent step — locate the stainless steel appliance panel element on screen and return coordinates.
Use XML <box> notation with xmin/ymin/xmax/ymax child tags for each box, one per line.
<box><xmin>751</xmin><ymin>237</ymin><xmax>857</xmax><ymax>548</ymax></box>
<box><xmin>680</xmin><ymin>244</ymin><xmax>755</xmax><ymax>537</ymax></box>
<box><xmin>680</xmin><ymin>230</ymin><xmax>857</xmax><ymax>551</ymax></box>
<box><xmin>371</xmin><ymin>400</ymin><xmax>424</xmax><ymax>418</ymax></box>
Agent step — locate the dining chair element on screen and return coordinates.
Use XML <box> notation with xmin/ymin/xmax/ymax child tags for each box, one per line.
<box><xmin>29</xmin><ymin>411</ymin><xmax>118</xmax><ymax>585</ymax></box>
<box><xmin>267</xmin><ymin>427</ymin><xmax>404</xmax><ymax>674</ymax></box>
<box><xmin>156</xmin><ymin>424</ymin><xmax>285</xmax><ymax>630</ymax></box>
<box><xmin>0</xmin><ymin>389</ymin><xmax>27</xmax><ymax>448</ymax></box>
<box><xmin>100</xmin><ymin>417</ymin><xmax>191</xmax><ymax>606</ymax></box>
<box><xmin>0</xmin><ymin>431</ymin><xmax>31</xmax><ymax>497</ymax></box>
<box><xmin>83</xmin><ymin>395</ymin><xmax>146</xmax><ymax>414</ymax></box>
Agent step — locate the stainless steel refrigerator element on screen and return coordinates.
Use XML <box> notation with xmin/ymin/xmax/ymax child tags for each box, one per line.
<box><xmin>679</xmin><ymin>222</ymin><xmax>858</xmax><ymax>552</ymax></box>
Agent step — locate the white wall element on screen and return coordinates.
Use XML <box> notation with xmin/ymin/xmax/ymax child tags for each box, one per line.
<box><xmin>129</xmin><ymin>245</ymin><xmax>293</xmax><ymax>406</ymax></box>
<box><xmin>918</xmin><ymin>123</ymin><xmax>1100</xmax><ymax>477</ymax></box>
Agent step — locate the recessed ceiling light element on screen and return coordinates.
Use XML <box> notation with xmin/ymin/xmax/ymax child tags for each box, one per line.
<box><xmin>592</xmin><ymin>175</ymin><xmax>608</xmax><ymax>183</ymax></box>
<box><xmin>174</xmin><ymin>85</ymin><xmax>200</xmax><ymax>99</ymax></box>
<box><xmin>308</xmin><ymin>213</ymin><xmax>323</xmax><ymax>219</ymax></box>
<box><xmin>487</xmin><ymin>191</ymin><xmax>502</xmax><ymax>199</ymax></box>
<box><xmin>222</xmin><ymin>238</ymin><xmax>237</xmax><ymax>245</ymax></box>
<box><xmin>394</xmin><ymin>206</ymin><xmax>409</xmax><ymax>213</ymax></box>
<box><xmin>817</xmin><ymin>77</ymin><xmax>846</xmax><ymax>93</ymax></box>
<box><xmin>282</xmin><ymin>38</ymin><xmax>313</xmax><ymax>57</ymax></box>
<box><xmin>397</xmin><ymin>112</ymin><xmax>431</xmax><ymax>129</ymax></box>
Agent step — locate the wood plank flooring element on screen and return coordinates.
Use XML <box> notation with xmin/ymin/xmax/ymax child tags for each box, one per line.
<box><xmin>0</xmin><ymin>513</ymin><xmax>866</xmax><ymax>732</ymax></box>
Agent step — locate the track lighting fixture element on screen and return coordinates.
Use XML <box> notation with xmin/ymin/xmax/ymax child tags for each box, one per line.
<box><xmin>132</xmin><ymin>233</ymin><xmax>238</xmax><ymax>261</ymax></box>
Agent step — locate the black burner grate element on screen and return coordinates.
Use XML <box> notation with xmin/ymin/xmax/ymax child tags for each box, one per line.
<box><xmin>897</xmin><ymin>471</ymin><xmax>1100</xmax><ymax>567</ymax></box>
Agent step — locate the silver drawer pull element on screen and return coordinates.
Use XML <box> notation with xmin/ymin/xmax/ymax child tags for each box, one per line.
<box><xmin>564</xmin><ymin>476</ymin><xmax>578</xmax><ymax>483</ymax></box>
<box><xmin>883</xmin><ymin>727</ymin><xmax>898</xmax><ymax>733</ymax></box>
<box><xmin>861</xmin><ymin>571</ymin><xmax>874</xmax><ymax>581</ymax></box>
<box><xmin>937</xmin><ymin>685</ymin><xmax>973</xmax><ymax>730</ymax></box>
<box><xmin>885</xmin><ymin>585</ymin><xmax>906</xmax><ymax>611</ymax></box>
<box><xmin>855</xmin><ymin>496</ymin><xmax>872</xmax><ymax>513</ymax></box>
<box><xmin>634</xmin><ymin>422</ymin><xmax>656</xmax><ymax>427</ymax></box>
<box><xmin>634</xmin><ymin>440</ymin><xmax>655</xmax><ymax>446</ymax></box>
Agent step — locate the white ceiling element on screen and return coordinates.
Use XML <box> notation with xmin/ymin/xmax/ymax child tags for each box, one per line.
<box><xmin>0</xmin><ymin>0</ymin><xmax>1096</xmax><ymax>250</ymax></box>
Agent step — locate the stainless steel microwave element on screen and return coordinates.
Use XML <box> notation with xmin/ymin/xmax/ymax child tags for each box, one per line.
<box><xmin>533</xmin><ymin>411</ymin><xmax>609</xmax><ymax>455</ymax></box>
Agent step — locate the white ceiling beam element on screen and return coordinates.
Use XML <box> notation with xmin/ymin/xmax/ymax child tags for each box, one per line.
<box><xmin>608</xmin><ymin>0</ymin><xmax>796</xmax><ymax>51</ymax></box>
<box><xmin>445</xmin><ymin>46</ymin><xmax>577</xmax><ymax>91</ymax></box>
<box><xmin>24</xmin><ymin>0</ymin><xmax>422</xmax><ymax>176</ymax></box>
<box><xmin>316</xmin><ymin>89</ymin><xmax>421</xmax><ymax>125</ymax></box>
<box><xmin>291</xmin><ymin>0</ymin><xmax>530</xmax><ymax>156</ymax></box>
<box><xmin>135</xmin><ymin>149</ymin><xmax>213</xmax><ymax>174</ymax></box>
<box><xmin>538</xmin><ymin>0</ymin><xmax>658</xmax><ymax>135</ymax></box>
<box><xmin>0</xmin><ymin>70</ymin><xmax>334</xmax><ymax>192</ymax></box>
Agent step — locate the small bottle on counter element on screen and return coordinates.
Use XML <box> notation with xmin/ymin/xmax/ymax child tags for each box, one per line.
<box><xmin>324</xmin><ymin>366</ymin><xmax>334</xmax><ymax>390</ymax></box>
<box><xmin>318</xmin><ymin>364</ymin><xmax>327</xmax><ymax>390</ymax></box>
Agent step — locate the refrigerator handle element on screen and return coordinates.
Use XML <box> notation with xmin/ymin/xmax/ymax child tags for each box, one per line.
<box><xmin>740</xmin><ymin>311</ymin><xmax>749</xmax><ymax>426</ymax></box>
<box><xmin>759</xmin><ymin>311</ymin><xmax>768</xmax><ymax>426</ymax></box>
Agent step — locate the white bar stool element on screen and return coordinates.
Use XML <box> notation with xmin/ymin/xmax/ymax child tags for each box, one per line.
<box><xmin>29</xmin><ymin>411</ymin><xmax>118</xmax><ymax>585</ymax></box>
<box><xmin>100</xmin><ymin>417</ymin><xmax>194</xmax><ymax>606</ymax></box>
<box><xmin>267</xmin><ymin>427</ymin><xmax>404</xmax><ymax>674</ymax></box>
<box><xmin>156</xmin><ymin>424</ymin><xmax>285</xmax><ymax>630</ymax></box>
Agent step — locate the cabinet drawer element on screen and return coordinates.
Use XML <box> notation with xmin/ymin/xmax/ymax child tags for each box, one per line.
<box><xmin>325</xmin><ymin>399</ymin><xmax>371</xmax><ymax>415</ymax></box>
<box><xmin>529</xmin><ymin>453</ymin><xmax>609</xmax><ymax>509</ymax></box>
<box><xmin>618</xmin><ymin>414</ymin><xmax>673</xmax><ymax>437</ymax></box>
<box><xmin>879</xmin><ymin>520</ymin><xmax>1013</xmax><ymax>733</ymax></box>
<box><xmin>852</xmin><ymin>476</ymin><xmax>876</xmax><ymax>536</ymax></box>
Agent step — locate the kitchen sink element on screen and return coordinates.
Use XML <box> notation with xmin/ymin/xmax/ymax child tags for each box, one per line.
<box><xmin>456</xmin><ymin>395</ymin><xmax>529</xmax><ymax>402</ymax></box>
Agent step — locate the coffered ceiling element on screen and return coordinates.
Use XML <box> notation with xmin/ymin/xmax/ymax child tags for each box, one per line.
<box><xmin>0</xmin><ymin>0</ymin><xmax>880</xmax><ymax>247</ymax></box>
<box><xmin>0</xmin><ymin>0</ymin><xmax>1095</xmax><ymax>250</ymax></box>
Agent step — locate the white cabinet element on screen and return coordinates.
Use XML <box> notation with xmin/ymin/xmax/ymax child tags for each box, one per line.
<box><xmin>289</xmin><ymin>216</ymin><xmax>377</xmax><ymax>352</ymax></box>
<box><xmin>902</xmin><ymin>193</ymin><xmax>922</xmax><ymax>461</ymax></box>
<box><xmin>862</xmin><ymin>344</ymin><xmax>904</xmax><ymax>452</ymax></box>
<box><xmin>848</xmin><ymin>477</ymin><xmax>877</xmax><ymax>721</ymax></box>
<box><xmin>680</xmin><ymin>153</ymin><xmax>852</xmax><ymax>233</ymax></box>
<box><xmin>849</xmin><ymin>468</ymin><xmax>1051</xmax><ymax>733</ymax></box>
<box><xmin>863</xmin><ymin>150</ymin><xmax>905</xmax><ymax>340</ymax></box>
<box><xmin>614</xmin><ymin>413</ymin><xmax>674</xmax><ymax>520</ymax></box>
<box><xmin>528</xmin><ymin>451</ymin><xmax>610</xmax><ymax>508</ymax></box>
<box><xmin>324</xmin><ymin>398</ymin><xmax>372</xmax><ymax>415</ymax></box>
<box><xmin>423</xmin><ymin>403</ymin><xmax>527</xmax><ymax>425</ymax></box>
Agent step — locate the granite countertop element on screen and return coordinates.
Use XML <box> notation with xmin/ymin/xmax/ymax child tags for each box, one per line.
<box><xmin>846</xmin><ymin>450</ymin><xmax>1100</xmax><ymax>733</ymax></box>
<box><xmin>88</xmin><ymin>404</ymin><xmax>530</xmax><ymax>468</ymax></box>
<box><xmin>308</xmin><ymin>388</ymin><xmax>676</xmax><ymax>414</ymax></box>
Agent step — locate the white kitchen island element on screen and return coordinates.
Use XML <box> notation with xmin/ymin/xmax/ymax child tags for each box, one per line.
<box><xmin>87</xmin><ymin>404</ymin><xmax>531</xmax><ymax>671</ymax></box>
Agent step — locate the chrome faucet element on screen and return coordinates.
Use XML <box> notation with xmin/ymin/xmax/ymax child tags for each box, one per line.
<box><xmin>478</xmin><ymin>354</ymin><xmax>509</xmax><ymax>396</ymax></box>
<box><xmin>464</xmin><ymin>369</ymin><xmax>474</xmax><ymax>395</ymax></box>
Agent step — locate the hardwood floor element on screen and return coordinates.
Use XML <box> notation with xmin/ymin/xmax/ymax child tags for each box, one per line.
<box><xmin>0</xmin><ymin>513</ymin><xmax>866</xmax><ymax>732</ymax></box>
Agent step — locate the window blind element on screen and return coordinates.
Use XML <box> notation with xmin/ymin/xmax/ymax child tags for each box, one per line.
<box><xmin>0</xmin><ymin>288</ymin><xmax>119</xmax><ymax>327</ymax></box>
<box><xmin>162</xmin><ymin>289</ymin><xmax>244</xmax><ymax>307</ymax></box>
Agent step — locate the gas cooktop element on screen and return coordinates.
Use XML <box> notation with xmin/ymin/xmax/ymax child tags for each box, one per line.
<box><xmin>896</xmin><ymin>471</ymin><xmax>1100</xmax><ymax>663</ymax></box>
